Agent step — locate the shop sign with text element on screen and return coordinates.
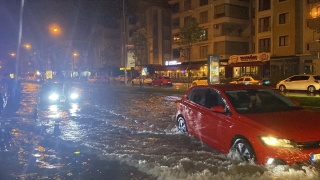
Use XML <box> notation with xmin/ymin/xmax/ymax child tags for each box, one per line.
<box><xmin>229</xmin><ymin>53</ymin><xmax>270</xmax><ymax>64</ymax></box>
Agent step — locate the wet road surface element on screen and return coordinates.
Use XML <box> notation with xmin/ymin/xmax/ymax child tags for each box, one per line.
<box><xmin>1</xmin><ymin>82</ymin><xmax>320</xmax><ymax>180</ymax></box>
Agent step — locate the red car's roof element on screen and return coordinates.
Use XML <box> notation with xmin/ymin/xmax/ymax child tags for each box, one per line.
<box><xmin>190</xmin><ymin>84</ymin><xmax>270</xmax><ymax>91</ymax></box>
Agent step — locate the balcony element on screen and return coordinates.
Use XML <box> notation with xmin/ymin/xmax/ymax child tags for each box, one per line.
<box><xmin>307</xmin><ymin>17</ymin><xmax>320</xmax><ymax>32</ymax></box>
<box><xmin>308</xmin><ymin>41</ymin><xmax>320</xmax><ymax>53</ymax></box>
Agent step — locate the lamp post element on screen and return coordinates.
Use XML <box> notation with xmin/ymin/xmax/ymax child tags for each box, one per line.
<box><xmin>72</xmin><ymin>53</ymin><xmax>78</xmax><ymax>77</ymax></box>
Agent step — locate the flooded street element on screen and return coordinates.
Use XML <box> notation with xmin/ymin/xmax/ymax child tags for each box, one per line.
<box><xmin>1</xmin><ymin>82</ymin><xmax>320</xmax><ymax>180</ymax></box>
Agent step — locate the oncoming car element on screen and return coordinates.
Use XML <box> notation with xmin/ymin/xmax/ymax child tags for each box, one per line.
<box><xmin>176</xmin><ymin>84</ymin><xmax>320</xmax><ymax>165</ymax></box>
<box><xmin>39</xmin><ymin>81</ymin><xmax>80</xmax><ymax>106</ymax></box>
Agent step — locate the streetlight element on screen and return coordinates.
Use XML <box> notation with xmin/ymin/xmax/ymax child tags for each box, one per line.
<box><xmin>72</xmin><ymin>53</ymin><xmax>78</xmax><ymax>77</ymax></box>
<box><xmin>24</xmin><ymin>44</ymin><xmax>31</xmax><ymax>49</ymax></box>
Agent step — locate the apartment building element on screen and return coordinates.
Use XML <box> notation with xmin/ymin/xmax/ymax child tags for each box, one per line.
<box><xmin>121</xmin><ymin>0</ymin><xmax>171</xmax><ymax>76</ymax></box>
<box><xmin>306</xmin><ymin>0</ymin><xmax>320</xmax><ymax>74</ymax></box>
<box><xmin>168</xmin><ymin>0</ymin><xmax>252</xmax><ymax>79</ymax></box>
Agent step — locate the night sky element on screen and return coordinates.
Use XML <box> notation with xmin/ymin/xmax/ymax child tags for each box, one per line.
<box><xmin>0</xmin><ymin>0</ymin><xmax>130</xmax><ymax>61</ymax></box>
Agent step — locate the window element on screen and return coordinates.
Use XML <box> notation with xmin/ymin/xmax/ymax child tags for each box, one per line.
<box><xmin>184</xmin><ymin>0</ymin><xmax>191</xmax><ymax>11</ymax></box>
<box><xmin>184</xmin><ymin>16</ymin><xmax>191</xmax><ymax>25</ymax></box>
<box><xmin>172</xmin><ymin>3</ymin><xmax>179</xmax><ymax>14</ymax></box>
<box><xmin>259</xmin><ymin>17</ymin><xmax>271</xmax><ymax>32</ymax></box>
<box><xmin>214</xmin><ymin>5</ymin><xmax>225</xmax><ymax>18</ymax></box>
<box><xmin>200</xmin><ymin>29</ymin><xmax>208</xmax><ymax>41</ymax></box>
<box><xmin>172</xmin><ymin>18</ymin><xmax>180</xmax><ymax>29</ymax></box>
<box><xmin>258</xmin><ymin>0</ymin><xmax>270</xmax><ymax>11</ymax></box>
<box><xmin>204</xmin><ymin>89</ymin><xmax>225</xmax><ymax>109</ymax></box>
<box><xmin>173</xmin><ymin>49</ymin><xmax>180</xmax><ymax>58</ymax></box>
<box><xmin>129</xmin><ymin>17</ymin><xmax>137</xmax><ymax>25</ymax></box>
<box><xmin>200</xmin><ymin>46</ymin><xmax>208</xmax><ymax>58</ymax></box>
<box><xmin>214</xmin><ymin>4</ymin><xmax>249</xmax><ymax>19</ymax></box>
<box><xmin>173</xmin><ymin>34</ymin><xmax>180</xmax><ymax>43</ymax></box>
<box><xmin>259</xmin><ymin>38</ymin><xmax>271</xmax><ymax>52</ymax></box>
<box><xmin>279</xmin><ymin>0</ymin><xmax>287</xmax><ymax>2</ymax></box>
<box><xmin>279</xmin><ymin>12</ymin><xmax>289</xmax><ymax>24</ymax></box>
<box><xmin>279</xmin><ymin>35</ymin><xmax>289</xmax><ymax>46</ymax></box>
<box><xmin>200</xmin><ymin>11</ymin><xmax>208</xmax><ymax>24</ymax></box>
<box><xmin>200</xmin><ymin>0</ymin><xmax>208</xmax><ymax>6</ymax></box>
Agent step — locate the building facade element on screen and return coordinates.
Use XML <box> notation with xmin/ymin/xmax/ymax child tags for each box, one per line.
<box><xmin>121</xmin><ymin>0</ymin><xmax>171</xmax><ymax>77</ymax></box>
<box><xmin>164</xmin><ymin>0</ymin><xmax>320</xmax><ymax>84</ymax></box>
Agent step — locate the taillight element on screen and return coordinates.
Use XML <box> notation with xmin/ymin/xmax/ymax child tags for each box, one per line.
<box><xmin>315</xmin><ymin>80</ymin><xmax>319</xmax><ymax>83</ymax></box>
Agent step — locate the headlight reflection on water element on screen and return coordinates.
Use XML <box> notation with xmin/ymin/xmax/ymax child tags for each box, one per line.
<box><xmin>69</xmin><ymin>103</ymin><xmax>79</xmax><ymax>115</ymax></box>
<box><xmin>48</xmin><ymin>105</ymin><xmax>60</xmax><ymax>118</ymax></box>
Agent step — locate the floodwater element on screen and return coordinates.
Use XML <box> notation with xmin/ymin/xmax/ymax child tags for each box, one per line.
<box><xmin>0</xmin><ymin>82</ymin><xmax>320</xmax><ymax>180</ymax></box>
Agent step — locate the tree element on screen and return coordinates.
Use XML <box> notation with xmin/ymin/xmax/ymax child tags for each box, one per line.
<box><xmin>131</xmin><ymin>28</ymin><xmax>149</xmax><ymax>70</ymax></box>
<box><xmin>131</xmin><ymin>28</ymin><xmax>149</xmax><ymax>88</ymax></box>
<box><xmin>178</xmin><ymin>17</ymin><xmax>204</xmax><ymax>87</ymax></box>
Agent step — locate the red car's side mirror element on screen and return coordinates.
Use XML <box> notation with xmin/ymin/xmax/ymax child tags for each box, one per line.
<box><xmin>210</xmin><ymin>105</ymin><xmax>225</xmax><ymax>113</ymax></box>
<box><xmin>292</xmin><ymin>101</ymin><xmax>300</xmax><ymax>107</ymax></box>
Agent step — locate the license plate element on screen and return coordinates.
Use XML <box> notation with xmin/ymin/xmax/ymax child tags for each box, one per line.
<box><xmin>311</xmin><ymin>154</ymin><xmax>320</xmax><ymax>162</ymax></box>
<box><xmin>60</xmin><ymin>99</ymin><xmax>65</xmax><ymax>102</ymax></box>
<box><xmin>168</xmin><ymin>82</ymin><xmax>172</xmax><ymax>83</ymax></box>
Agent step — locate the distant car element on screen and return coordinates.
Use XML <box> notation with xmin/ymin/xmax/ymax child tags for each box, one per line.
<box><xmin>88</xmin><ymin>76</ymin><xmax>97</xmax><ymax>83</ymax></box>
<box><xmin>115</xmin><ymin>75</ymin><xmax>130</xmax><ymax>83</ymax></box>
<box><xmin>88</xmin><ymin>76</ymin><xmax>108</xmax><ymax>83</ymax></box>
<box><xmin>152</xmin><ymin>76</ymin><xmax>172</xmax><ymax>86</ymax></box>
<box><xmin>131</xmin><ymin>77</ymin><xmax>153</xmax><ymax>85</ymax></box>
<box><xmin>176</xmin><ymin>84</ymin><xmax>320</xmax><ymax>165</ymax></box>
<box><xmin>192</xmin><ymin>77</ymin><xmax>208</xmax><ymax>86</ymax></box>
<box><xmin>276</xmin><ymin>74</ymin><xmax>320</xmax><ymax>93</ymax></box>
<box><xmin>38</xmin><ymin>81</ymin><xmax>80</xmax><ymax>106</ymax></box>
<box><xmin>229</xmin><ymin>76</ymin><xmax>269</xmax><ymax>85</ymax></box>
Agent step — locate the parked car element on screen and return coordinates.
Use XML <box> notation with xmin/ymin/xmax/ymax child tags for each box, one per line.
<box><xmin>229</xmin><ymin>76</ymin><xmax>269</xmax><ymax>85</ymax></box>
<box><xmin>276</xmin><ymin>74</ymin><xmax>320</xmax><ymax>93</ymax></box>
<box><xmin>192</xmin><ymin>77</ymin><xmax>208</xmax><ymax>86</ymax></box>
<box><xmin>176</xmin><ymin>84</ymin><xmax>320</xmax><ymax>165</ymax></box>
<box><xmin>151</xmin><ymin>76</ymin><xmax>172</xmax><ymax>86</ymax></box>
<box><xmin>131</xmin><ymin>76</ymin><xmax>153</xmax><ymax>85</ymax></box>
<box><xmin>115</xmin><ymin>75</ymin><xmax>130</xmax><ymax>83</ymax></box>
<box><xmin>87</xmin><ymin>76</ymin><xmax>98</xmax><ymax>83</ymax></box>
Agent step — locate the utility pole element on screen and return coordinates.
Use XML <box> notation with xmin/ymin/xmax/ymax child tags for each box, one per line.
<box><xmin>122</xmin><ymin>0</ymin><xmax>127</xmax><ymax>86</ymax></box>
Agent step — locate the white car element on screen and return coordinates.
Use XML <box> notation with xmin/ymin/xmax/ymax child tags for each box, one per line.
<box><xmin>276</xmin><ymin>74</ymin><xmax>320</xmax><ymax>93</ymax></box>
<box><xmin>192</xmin><ymin>77</ymin><xmax>208</xmax><ymax>86</ymax></box>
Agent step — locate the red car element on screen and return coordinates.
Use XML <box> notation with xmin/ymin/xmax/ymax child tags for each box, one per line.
<box><xmin>176</xmin><ymin>84</ymin><xmax>320</xmax><ymax>165</ymax></box>
<box><xmin>152</xmin><ymin>76</ymin><xmax>172</xmax><ymax>86</ymax></box>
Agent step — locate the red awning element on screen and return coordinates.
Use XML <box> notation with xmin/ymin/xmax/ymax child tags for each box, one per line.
<box><xmin>227</xmin><ymin>61</ymin><xmax>269</xmax><ymax>67</ymax></box>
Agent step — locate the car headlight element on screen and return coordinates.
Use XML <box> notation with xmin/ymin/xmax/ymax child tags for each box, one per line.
<box><xmin>259</xmin><ymin>136</ymin><xmax>296</xmax><ymax>148</ymax></box>
<box><xmin>70</xmin><ymin>93</ymin><xmax>79</xmax><ymax>99</ymax></box>
<box><xmin>48</xmin><ymin>93</ymin><xmax>59</xmax><ymax>101</ymax></box>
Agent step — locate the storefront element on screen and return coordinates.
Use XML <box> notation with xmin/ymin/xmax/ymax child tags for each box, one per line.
<box><xmin>226</xmin><ymin>53</ymin><xmax>271</xmax><ymax>79</ymax></box>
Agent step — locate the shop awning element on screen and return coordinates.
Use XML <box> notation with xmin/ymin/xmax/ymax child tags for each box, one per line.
<box><xmin>227</xmin><ymin>61</ymin><xmax>269</xmax><ymax>67</ymax></box>
<box><xmin>154</xmin><ymin>64</ymin><xmax>202</xmax><ymax>71</ymax></box>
